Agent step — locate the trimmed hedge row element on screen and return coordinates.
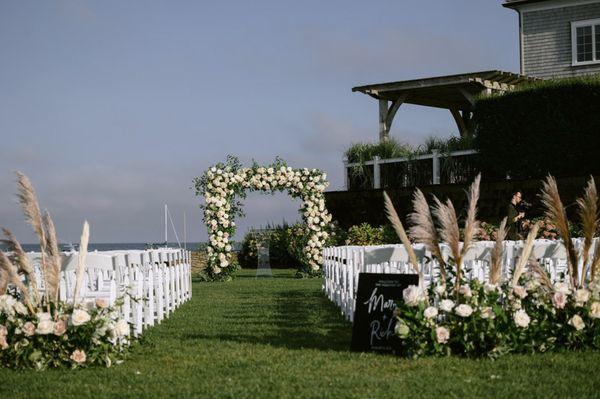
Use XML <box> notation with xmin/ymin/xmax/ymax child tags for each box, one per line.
<box><xmin>473</xmin><ymin>76</ymin><xmax>600</xmax><ymax>180</ymax></box>
<box><xmin>325</xmin><ymin>175</ymin><xmax>600</xmax><ymax>230</ymax></box>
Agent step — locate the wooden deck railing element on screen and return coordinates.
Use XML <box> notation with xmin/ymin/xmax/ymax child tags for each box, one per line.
<box><xmin>344</xmin><ymin>149</ymin><xmax>479</xmax><ymax>190</ymax></box>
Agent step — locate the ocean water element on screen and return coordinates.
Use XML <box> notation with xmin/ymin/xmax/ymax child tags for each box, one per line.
<box><xmin>11</xmin><ymin>242</ymin><xmax>207</xmax><ymax>253</ymax></box>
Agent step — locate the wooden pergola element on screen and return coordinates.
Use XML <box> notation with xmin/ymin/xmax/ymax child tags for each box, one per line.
<box><xmin>352</xmin><ymin>70</ymin><xmax>536</xmax><ymax>142</ymax></box>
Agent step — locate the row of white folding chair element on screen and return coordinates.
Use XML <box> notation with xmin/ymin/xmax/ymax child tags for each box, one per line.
<box><xmin>26</xmin><ymin>252</ymin><xmax>118</xmax><ymax>307</ymax></box>
<box><xmin>112</xmin><ymin>249</ymin><xmax>192</xmax><ymax>336</ymax></box>
<box><xmin>323</xmin><ymin>245</ymin><xmax>427</xmax><ymax>321</ymax></box>
<box><xmin>323</xmin><ymin>244</ymin><xmax>488</xmax><ymax>321</ymax></box>
<box><xmin>24</xmin><ymin>249</ymin><xmax>192</xmax><ymax>337</ymax></box>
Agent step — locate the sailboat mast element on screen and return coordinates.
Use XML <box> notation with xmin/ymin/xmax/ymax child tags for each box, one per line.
<box><xmin>164</xmin><ymin>204</ymin><xmax>168</xmax><ymax>247</ymax></box>
<box><xmin>183</xmin><ymin>212</ymin><xmax>187</xmax><ymax>251</ymax></box>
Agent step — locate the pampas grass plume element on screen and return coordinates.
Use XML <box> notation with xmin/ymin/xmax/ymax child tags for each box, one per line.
<box><xmin>383</xmin><ymin>192</ymin><xmax>422</xmax><ymax>283</ymax></box>
<box><xmin>16</xmin><ymin>172</ymin><xmax>51</xmax><ymax>304</ymax></box>
<box><xmin>462</xmin><ymin>173</ymin><xmax>481</xmax><ymax>256</ymax></box>
<box><xmin>73</xmin><ymin>221</ymin><xmax>89</xmax><ymax>305</ymax></box>
<box><xmin>490</xmin><ymin>217</ymin><xmax>507</xmax><ymax>285</ymax></box>
<box><xmin>1</xmin><ymin>228</ymin><xmax>40</xmax><ymax>305</ymax></box>
<box><xmin>409</xmin><ymin>189</ymin><xmax>446</xmax><ymax>283</ymax></box>
<box><xmin>540</xmin><ymin>176</ymin><xmax>579</xmax><ymax>287</ymax></box>
<box><xmin>43</xmin><ymin>211</ymin><xmax>62</xmax><ymax>302</ymax></box>
<box><xmin>576</xmin><ymin>176</ymin><xmax>598</xmax><ymax>286</ymax></box>
<box><xmin>512</xmin><ymin>222</ymin><xmax>540</xmax><ymax>287</ymax></box>
<box><xmin>0</xmin><ymin>251</ymin><xmax>34</xmax><ymax>313</ymax></box>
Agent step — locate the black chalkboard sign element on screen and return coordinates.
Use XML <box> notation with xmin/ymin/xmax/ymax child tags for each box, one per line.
<box><xmin>350</xmin><ymin>273</ymin><xmax>419</xmax><ymax>353</ymax></box>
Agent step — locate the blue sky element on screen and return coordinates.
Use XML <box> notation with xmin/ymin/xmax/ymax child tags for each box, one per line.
<box><xmin>0</xmin><ymin>0</ymin><xmax>519</xmax><ymax>244</ymax></box>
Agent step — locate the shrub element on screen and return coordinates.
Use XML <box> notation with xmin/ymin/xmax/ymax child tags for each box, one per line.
<box><xmin>237</xmin><ymin>230</ymin><xmax>260</xmax><ymax>269</ymax></box>
<box><xmin>345</xmin><ymin>223</ymin><xmax>398</xmax><ymax>246</ymax></box>
<box><xmin>345</xmin><ymin>136</ymin><xmax>475</xmax><ymax>165</ymax></box>
<box><xmin>418</xmin><ymin>135</ymin><xmax>474</xmax><ymax>155</ymax></box>
<box><xmin>521</xmin><ymin>217</ymin><xmax>584</xmax><ymax>240</ymax></box>
<box><xmin>345</xmin><ymin>138</ymin><xmax>414</xmax><ymax>164</ymax></box>
<box><xmin>473</xmin><ymin>76</ymin><xmax>600</xmax><ymax>180</ymax></box>
<box><xmin>238</xmin><ymin>222</ymin><xmax>346</xmax><ymax>275</ymax></box>
<box><xmin>238</xmin><ymin>225</ymin><xmax>298</xmax><ymax>269</ymax></box>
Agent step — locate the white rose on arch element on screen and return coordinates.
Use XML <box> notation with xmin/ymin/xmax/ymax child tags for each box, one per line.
<box><xmin>199</xmin><ymin>160</ymin><xmax>332</xmax><ymax>277</ymax></box>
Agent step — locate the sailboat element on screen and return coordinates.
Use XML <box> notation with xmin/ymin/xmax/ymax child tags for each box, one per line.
<box><xmin>162</xmin><ymin>204</ymin><xmax>187</xmax><ymax>250</ymax></box>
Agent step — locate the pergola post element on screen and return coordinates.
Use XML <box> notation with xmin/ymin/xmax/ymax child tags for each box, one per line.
<box><xmin>378</xmin><ymin>93</ymin><xmax>407</xmax><ymax>142</ymax></box>
<box><xmin>378</xmin><ymin>100</ymin><xmax>388</xmax><ymax>142</ymax></box>
<box><xmin>450</xmin><ymin>108</ymin><xmax>473</xmax><ymax>138</ymax></box>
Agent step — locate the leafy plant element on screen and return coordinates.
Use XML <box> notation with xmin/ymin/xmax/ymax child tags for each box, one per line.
<box><xmin>344</xmin><ymin>223</ymin><xmax>397</xmax><ymax>246</ymax></box>
<box><xmin>418</xmin><ymin>135</ymin><xmax>474</xmax><ymax>155</ymax></box>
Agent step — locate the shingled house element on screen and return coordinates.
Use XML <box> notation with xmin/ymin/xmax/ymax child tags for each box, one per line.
<box><xmin>504</xmin><ymin>0</ymin><xmax>600</xmax><ymax>78</ymax></box>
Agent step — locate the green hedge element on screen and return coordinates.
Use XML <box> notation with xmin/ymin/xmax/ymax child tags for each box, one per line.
<box><xmin>345</xmin><ymin>223</ymin><xmax>397</xmax><ymax>246</ymax></box>
<box><xmin>473</xmin><ymin>76</ymin><xmax>600</xmax><ymax>180</ymax></box>
<box><xmin>238</xmin><ymin>225</ymin><xmax>297</xmax><ymax>269</ymax></box>
<box><xmin>237</xmin><ymin>223</ymin><xmax>345</xmax><ymax>271</ymax></box>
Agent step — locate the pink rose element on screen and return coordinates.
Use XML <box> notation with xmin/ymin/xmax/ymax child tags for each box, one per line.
<box><xmin>513</xmin><ymin>285</ymin><xmax>528</xmax><ymax>299</ymax></box>
<box><xmin>553</xmin><ymin>291</ymin><xmax>567</xmax><ymax>309</ymax></box>
<box><xmin>435</xmin><ymin>326</ymin><xmax>450</xmax><ymax>344</ymax></box>
<box><xmin>0</xmin><ymin>325</ymin><xmax>7</xmax><ymax>336</ymax></box>
<box><xmin>95</xmin><ymin>298</ymin><xmax>109</xmax><ymax>309</ymax></box>
<box><xmin>459</xmin><ymin>285</ymin><xmax>472</xmax><ymax>298</ymax></box>
<box><xmin>54</xmin><ymin>320</ymin><xmax>67</xmax><ymax>336</ymax></box>
<box><xmin>70</xmin><ymin>349</ymin><xmax>86</xmax><ymax>364</ymax></box>
<box><xmin>22</xmin><ymin>322</ymin><xmax>35</xmax><ymax>337</ymax></box>
<box><xmin>0</xmin><ymin>335</ymin><xmax>8</xmax><ymax>350</ymax></box>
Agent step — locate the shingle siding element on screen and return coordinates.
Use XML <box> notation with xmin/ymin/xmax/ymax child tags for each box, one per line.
<box><xmin>522</xmin><ymin>2</ymin><xmax>600</xmax><ymax>78</ymax></box>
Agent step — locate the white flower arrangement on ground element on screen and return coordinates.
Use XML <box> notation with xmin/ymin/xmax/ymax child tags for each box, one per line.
<box><xmin>0</xmin><ymin>295</ymin><xmax>131</xmax><ymax>369</ymax></box>
<box><xmin>393</xmin><ymin>276</ymin><xmax>600</xmax><ymax>358</ymax></box>
<box><xmin>0</xmin><ymin>173</ymin><xmax>133</xmax><ymax>369</ymax></box>
<box><xmin>194</xmin><ymin>156</ymin><xmax>333</xmax><ymax>280</ymax></box>
<box><xmin>383</xmin><ymin>175</ymin><xmax>600</xmax><ymax>358</ymax></box>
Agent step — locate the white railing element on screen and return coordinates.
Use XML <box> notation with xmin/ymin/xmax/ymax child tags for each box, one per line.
<box><xmin>344</xmin><ymin>149</ymin><xmax>478</xmax><ymax>189</ymax></box>
<box><xmin>25</xmin><ymin>248</ymin><xmax>193</xmax><ymax>337</ymax></box>
<box><xmin>323</xmin><ymin>239</ymin><xmax>593</xmax><ymax>322</ymax></box>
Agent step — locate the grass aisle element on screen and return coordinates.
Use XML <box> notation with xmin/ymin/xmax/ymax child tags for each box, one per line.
<box><xmin>1</xmin><ymin>269</ymin><xmax>600</xmax><ymax>398</ymax></box>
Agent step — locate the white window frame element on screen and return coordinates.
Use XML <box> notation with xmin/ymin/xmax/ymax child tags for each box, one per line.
<box><xmin>571</xmin><ymin>18</ymin><xmax>600</xmax><ymax>66</ymax></box>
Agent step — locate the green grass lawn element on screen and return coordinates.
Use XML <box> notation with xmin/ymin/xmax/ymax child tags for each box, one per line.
<box><xmin>1</xmin><ymin>268</ymin><xmax>600</xmax><ymax>398</ymax></box>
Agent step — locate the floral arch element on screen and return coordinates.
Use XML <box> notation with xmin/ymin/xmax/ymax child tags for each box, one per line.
<box><xmin>194</xmin><ymin>156</ymin><xmax>332</xmax><ymax>280</ymax></box>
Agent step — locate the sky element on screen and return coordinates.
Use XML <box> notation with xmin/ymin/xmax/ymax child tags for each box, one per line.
<box><xmin>0</xmin><ymin>0</ymin><xmax>520</xmax><ymax>244</ymax></box>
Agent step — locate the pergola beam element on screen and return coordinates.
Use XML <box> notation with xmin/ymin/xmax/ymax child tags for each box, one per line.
<box><xmin>353</xmin><ymin>71</ymin><xmax>538</xmax><ymax>143</ymax></box>
<box><xmin>458</xmin><ymin>87</ymin><xmax>476</xmax><ymax>107</ymax></box>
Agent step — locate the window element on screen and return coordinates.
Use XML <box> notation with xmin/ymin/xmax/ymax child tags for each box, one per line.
<box><xmin>571</xmin><ymin>19</ymin><xmax>600</xmax><ymax>66</ymax></box>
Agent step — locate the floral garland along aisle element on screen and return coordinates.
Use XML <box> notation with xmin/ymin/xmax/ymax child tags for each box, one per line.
<box><xmin>194</xmin><ymin>156</ymin><xmax>333</xmax><ymax>280</ymax></box>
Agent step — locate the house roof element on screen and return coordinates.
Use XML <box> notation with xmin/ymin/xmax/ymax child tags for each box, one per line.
<box><xmin>502</xmin><ymin>0</ymin><xmax>552</xmax><ymax>9</ymax></box>
<box><xmin>351</xmin><ymin>70</ymin><xmax>537</xmax><ymax>110</ymax></box>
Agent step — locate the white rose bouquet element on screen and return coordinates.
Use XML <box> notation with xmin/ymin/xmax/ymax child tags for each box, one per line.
<box><xmin>0</xmin><ymin>295</ymin><xmax>133</xmax><ymax>369</ymax></box>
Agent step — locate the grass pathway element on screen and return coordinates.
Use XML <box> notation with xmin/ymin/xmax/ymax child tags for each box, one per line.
<box><xmin>1</xmin><ymin>269</ymin><xmax>600</xmax><ymax>398</ymax></box>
